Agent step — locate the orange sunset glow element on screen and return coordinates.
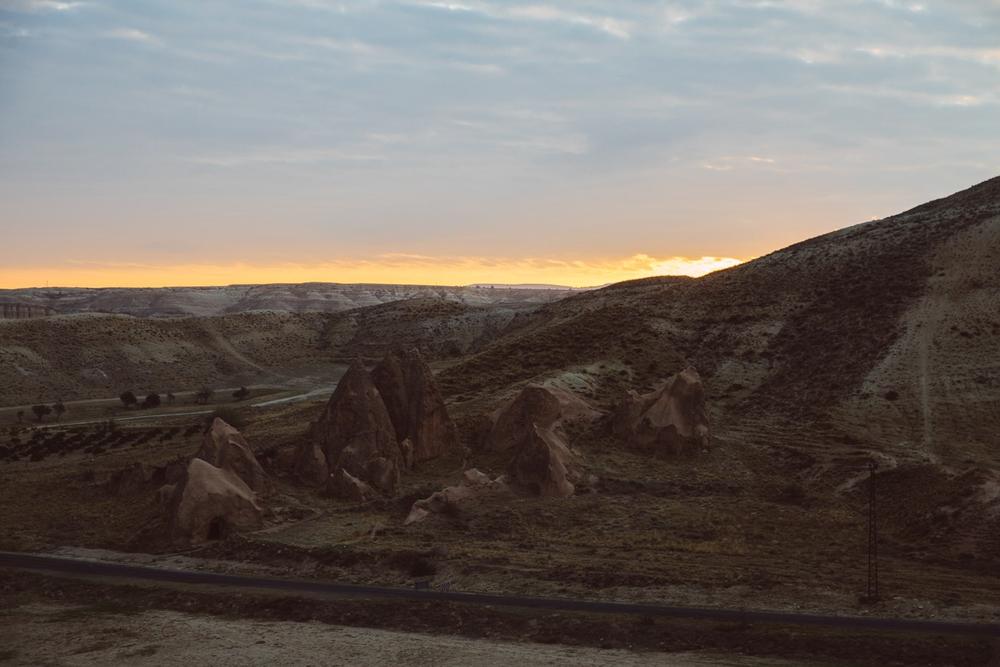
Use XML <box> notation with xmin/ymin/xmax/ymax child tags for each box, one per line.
<box><xmin>0</xmin><ymin>255</ymin><xmax>744</xmax><ymax>289</ymax></box>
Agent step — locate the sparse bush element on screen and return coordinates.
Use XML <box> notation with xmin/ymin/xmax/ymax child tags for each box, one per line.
<box><xmin>119</xmin><ymin>391</ymin><xmax>138</xmax><ymax>408</ymax></box>
<box><xmin>142</xmin><ymin>392</ymin><xmax>161</xmax><ymax>409</ymax></box>
<box><xmin>232</xmin><ymin>386</ymin><xmax>250</xmax><ymax>401</ymax></box>
<box><xmin>31</xmin><ymin>404</ymin><xmax>52</xmax><ymax>422</ymax></box>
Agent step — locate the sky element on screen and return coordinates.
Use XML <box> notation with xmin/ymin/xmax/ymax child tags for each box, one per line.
<box><xmin>1</xmin><ymin>0</ymin><xmax>998</xmax><ymax>288</ymax></box>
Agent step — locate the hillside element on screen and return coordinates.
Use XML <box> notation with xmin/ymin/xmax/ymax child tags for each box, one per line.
<box><xmin>440</xmin><ymin>176</ymin><xmax>1000</xmax><ymax>466</ymax></box>
<box><xmin>0</xmin><ymin>297</ymin><xmax>542</xmax><ymax>406</ymax></box>
<box><xmin>0</xmin><ymin>283</ymin><xmax>579</xmax><ymax>318</ymax></box>
<box><xmin>2</xmin><ymin>178</ymin><xmax>999</xmax><ymax>650</ymax></box>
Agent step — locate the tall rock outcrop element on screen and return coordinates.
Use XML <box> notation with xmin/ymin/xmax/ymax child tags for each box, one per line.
<box><xmin>314</xmin><ymin>361</ymin><xmax>402</xmax><ymax>496</ymax></box>
<box><xmin>405</xmin><ymin>469</ymin><xmax>509</xmax><ymax>525</ymax></box>
<box><xmin>486</xmin><ymin>384</ymin><xmax>563</xmax><ymax>452</ymax></box>
<box><xmin>612</xmin><ymin>367</ymin><xmax>710</xmax><ymax>454</ymax></box>
<box><xmin>166</xmin><ymin>458</ymin><xmax>263</xmax><ymax>545</ymax></box>
<box><xmin>197</xmin><ymin>418</ymin><xmax>268</xmax><ymax>492</ymax></box>
<box><xmin>506</xmin><ymin>424</ymin><xmax>581</xmax><ymax>497</ymax></box>
<box><xmin>371</xmin><ymin>347</ymin><xmax>458</xmax><ymax>464</ymax></box>
<box><xmin>483</xmin><ymin>384</ymin><xmax>590</xmax><ymax>497</ymax></box>
<box><xmin>294</xmin><ymin>441</ymin><xmax>329</xmax><ymax>487</ymax></box>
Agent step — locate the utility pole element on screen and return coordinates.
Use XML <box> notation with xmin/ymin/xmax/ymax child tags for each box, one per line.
<box><xmin>865</xmin><ymin>459</ymin><xmax>879</xmax><ymax>602</ymax></box>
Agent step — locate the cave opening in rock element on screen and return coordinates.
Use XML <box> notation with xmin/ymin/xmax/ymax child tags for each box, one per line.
<box><xmin>207</xmin><ymin>516</ymin><xmax>229</xmax><ymax>541</ymax></box>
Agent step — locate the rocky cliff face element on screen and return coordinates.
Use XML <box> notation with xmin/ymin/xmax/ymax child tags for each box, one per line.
<box><xmin>312</xmin><ymin>361</ymin><xmax>403</xmax><ymax>497</ymax></box>
<box><xmin>0</xmin><ymin>283</ymin><xmax>579</xmax><ymax>318</ymax></box>
<box><xmin>197</xmin><ymin>418</ymin><xmax>269</xmax><ymax>492</ymax></box>
<box><xmin>371</xmin><ymin>347</ymin><xmax>458</xmax><ymax>464</ymax></box>
<box><xmin>0</xmin><ymin>302</ymin><xmax>51</xmax><ymax>319</ymax></box>
<box><xmin>612</xmin><ymin>367</ymin><xmax>711</xmax><ymax>454</ymax></box>
<box><xmin>164</xmin><ymin>458</ymin><xmax>263</xmax><ymax>545</ymax></box>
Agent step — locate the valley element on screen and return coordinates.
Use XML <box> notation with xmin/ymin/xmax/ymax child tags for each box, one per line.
<box><xmin>2</xmin><ymin>179</ymin><xmax>999</xmax><ymax>665</ymax></box>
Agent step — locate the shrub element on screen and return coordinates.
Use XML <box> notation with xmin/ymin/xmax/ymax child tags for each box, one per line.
<box><xmin>119</xmin><ymin>391</ymin><xmax>138</xmax><ymax>408</ymax></box>
<box><xmin>142</xmin><ymin>393</ymin><xmax>161</xmax><ymax>409</ymax></box>
<box><xmin>31</xmin><ymin>404</ymin><xmax>52</xmax><ymax>422</ymax></box>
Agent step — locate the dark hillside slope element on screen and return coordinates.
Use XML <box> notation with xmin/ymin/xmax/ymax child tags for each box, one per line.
<box><xmin>440</xmin><ymin>176</ymin><xmax>1000</xmax><ymax>462</ymax></box>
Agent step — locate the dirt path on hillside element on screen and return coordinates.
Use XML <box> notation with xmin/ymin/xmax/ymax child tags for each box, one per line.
<box><xmin>913</xmin><ymin>214</ymin><xmax>1000</xmax><ymax>461</ymax></box>
<box><xmin>203</xmin><ymin>322</ymin><xmax>267</xmax><ymax>373</ymax></box>
<box><xmin>915</xmin><ymin>295</ymin><xmax>943</xmax><ymax>458</ymax></box>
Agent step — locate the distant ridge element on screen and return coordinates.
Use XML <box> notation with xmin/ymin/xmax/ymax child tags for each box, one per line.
<box><xmin>465</xmin><ymin>283</ymin><xmax>586</xmax><ymax>290</ymax></box>
<box><xmin>0</xmin><ymin>282</ymin><xmax>582</xmax><ymax>318</ymax></box>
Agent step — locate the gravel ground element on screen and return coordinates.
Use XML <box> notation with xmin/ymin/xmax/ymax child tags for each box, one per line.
<box><xmin>0</xmin><ymin>603</ymin><xmax>817</xmax><ymax>667</ymax></box>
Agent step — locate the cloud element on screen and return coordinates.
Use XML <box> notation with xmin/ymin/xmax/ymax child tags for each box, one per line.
<box><xmin>506</xmin><ymin>5</ymin><xmax>631</xmax><ymax>39</ymax></box>
<box><xmin>2</xmin><ymin>0</ymin><xmax>999</xmax><ymax>279</ymax></box>
<box><xmin>0</xmin><ymin>0</ymin><xmax>88</xmax><ymax>11</ymax></box>
<box><xmin>295</xmin><ymin>35</ymin><xmax>379</xmax><ymax>55</ymax></box>
<box><xmin>820</xmin><ymin>83</ymin><xmax>997</xmax><ymax>108</ymax></box>
<box><xmin>448</xmin><ymin>61</ymin><xmax>506</xmax><ymax>75</ymax></box>
<box><xmin>498</xmin><ymin>134</ymin><xmax>588</xmax><ymax>155</ymax></box>
<box><xmin>701</xmin><ymin>155</ymin><xmax>778</xmax><ymax>171</ymax></box>
<box><xmin>858</xmin><ymin>45</ymin><xmax>1000</xmax><ymax>69</ymax></box>
<box><xmin>105</xmin><ymin>28</ymin><xmax>160</xmax><ymax>45</ymax></box>
<box><xmin>187</xmin><ymin>147</ymin><xmax>387</xmax><ymax>167</ymax></box>
<box><xmin>410</xmin><ymin>0</ymin><xmax>632</xmax><ymax>39</ymax></box>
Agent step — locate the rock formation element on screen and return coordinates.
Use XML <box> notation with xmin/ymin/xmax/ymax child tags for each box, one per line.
<box><xmin>294</xmin><ymin>441</ymin><xmax>329</xmax><ymax>486</ymax></box>
<box><xmin>0</xmin><ymin>301</ymin><xmax>51</xmax><ymax>319</ymax></box>
<box><xmin>405</xmin><ymin>469</ymin><xmax>508</xmax><ymax>524</ymax></box>
<box><xmin>476</xmin><ymin>384</ymin><xmax>590</xmax><ymax>497</ymax></box>
<box><xmin>485</xmin><ymin>384</ymin><xmax>563</xmax><ymax>451</ymax></box>
<box><xmin>371</xmin><ymin>347</ymin><xmax>458</xmax><ymax>464</ymax></box>
<box><xmin>165</xmin><ymin>458</ymin><xmax>263</xmax><ymax>544</ymax></box>
<box><xmin>197</xmin><ymin>418</ymin><xmax>268</xmax><ymax>492</ymax></box>
<box><xmin>612</xmin><ymin>367</ymin><xmax>710</xmax><ymax>454</ymax></box>
<box><xmin>327</xmin><ymin>468</ymin><xmax>377</xmax><ymax>502</ymax></box>
<box><xmin>506</xmin><ymin>424</ymin><xmax>581</xmax><ymax>497</ymax></box>
<box><xmin>314</xmin><ymin>361</ymin><xmax>402</xmax><ymax>497</ymax></box>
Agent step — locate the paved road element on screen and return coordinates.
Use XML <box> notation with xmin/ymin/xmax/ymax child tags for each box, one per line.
<box><xmin>1</xmin><ymin>551</ymin><xmax>996</xmax><ymax>637</ymax></box>
<box><xmin>22</xmin><ymin>386</ymin><xmax>338</xmax><ymax>430</ymax></box>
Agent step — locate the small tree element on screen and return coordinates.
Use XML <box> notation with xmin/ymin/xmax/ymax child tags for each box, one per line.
<box><xmin>52</xmin><ymin>401</ymin><xmax>66</xmax><ymax>420</ymax></box>
<box><xmin>32</xmin><ymin>404</ymin><xmax>52</xmax><ymax>422</ymax></box>
<box><xmin>16</xmin><ymin>410</ymin><xmax>24</xmax><ymax>423</ymax></box>
<box><xmin>232</xmin><ymin>386</ymin><xmax>250</xmax><ymax>401</ymax></box>
<box><xmin>120</xmin><ymin>390</ymin><xmax>138</xmax><ymax>409</ymax></box>
<box><xmin>166</xmin><ymin>392</ymin><xmax>176</xmax><ymax>405</ymax></box>
<box><xmin>195</xmin><ymin>388</ymin><xmax>214</xmax><ymax>405</ymax></box>
<box><xmin>142</xmin><ymin>392</ymin><xmax>161</xmax><ymax>409</ymax></box>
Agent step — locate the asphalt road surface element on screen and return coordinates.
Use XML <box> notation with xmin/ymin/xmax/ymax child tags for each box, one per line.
<box><xmin>1</xmin><ymin>551</ymin><xmax>997</xmax><ymax>637</ymax></box>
